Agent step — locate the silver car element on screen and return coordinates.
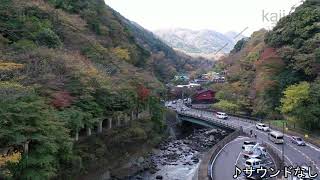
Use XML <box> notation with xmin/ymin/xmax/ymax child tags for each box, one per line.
<box><xmin>291</xmin><ymin>136</ymin><xmax>306</xmax><ymax>146</ymax></box>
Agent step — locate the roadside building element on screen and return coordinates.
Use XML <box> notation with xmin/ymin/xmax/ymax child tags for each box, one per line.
<box><xmin>192</xmin><ymin>89</ymin><xmax>215</xmax><ymax>104</ymax></box>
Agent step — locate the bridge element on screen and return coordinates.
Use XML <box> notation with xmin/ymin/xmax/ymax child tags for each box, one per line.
<box><xmin>177</xmin><ymin>111</ymin><xmax>236</xmax><ymax>131</ymax></box>
<box><xmin>169</xmin><ymin>103</ymin><xmax>320</xmax><ymax>180</ymax></box>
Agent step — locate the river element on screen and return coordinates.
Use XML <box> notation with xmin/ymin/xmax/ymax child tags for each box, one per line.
<box><xmin>128</xmin><ymin>122</ymin><xmax>229</xmax><ymax>180</ymax></box>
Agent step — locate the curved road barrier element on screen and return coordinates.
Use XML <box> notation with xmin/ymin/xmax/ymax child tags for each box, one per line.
<box><xmin>198</xmin><ymin>130</ymin><xmax>244</xmax><ymax>180</ymax></box>
<box><xmin>168</xmin><ymin>103</ymin><xmax>320</xmax><ymax>179</ymax></box>
<box><xmin>194</xmin><ymin>108</ymin><xmax>320</xmax><ymax>148</ymax></box>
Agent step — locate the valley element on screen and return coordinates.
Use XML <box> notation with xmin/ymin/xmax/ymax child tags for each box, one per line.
<box><xmin>0</xmin><ymin>0</ymin><xmax>319</xmax><ymax>180</ymax></box>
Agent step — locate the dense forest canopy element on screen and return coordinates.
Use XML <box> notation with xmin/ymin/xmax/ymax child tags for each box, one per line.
<box><xmin>212</xmin><ymin>0</ymin><xmax>320</xmax><ymax>131</ymax></box>
<box><xmin>0</xmin><ymin>0</ymin><xmax>210</xmax><ymax>178</ymax></box>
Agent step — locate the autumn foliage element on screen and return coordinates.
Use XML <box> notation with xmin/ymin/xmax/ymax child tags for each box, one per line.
<box><xmin>0</xmin><ymin>152</ymin><xmax>21</xmax><ymax>167</ymax></box>
<box><xmin>51</xmin><ymin>91</ymin><xmax>75</xmax><ymax>108</ymax></box>
<box><xmin>137</xmin><ymin>85</ymin><xmax>150</xmax><ymax>102</ymax></box>
<box><xmin>259</xmin><ymin>48</ymin><xmax>277</xmax><ymax>61</ymax></box>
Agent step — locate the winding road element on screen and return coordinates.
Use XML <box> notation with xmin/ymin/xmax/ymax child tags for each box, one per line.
<box><xmin>168</xmin><ymin>102</ymin><xmax>320</xmax><ymax>180</ymax></box>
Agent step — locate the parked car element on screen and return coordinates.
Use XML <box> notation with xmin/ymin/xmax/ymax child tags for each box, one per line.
<box><xmin>216</xmin><ymin>112</ymin><xmax>228</xmax><ymax>119</ymax></box>
<box><xmin>291</xmin><ymin>136</ymin><xmax>306</xmax><ymax>146</ymax></box>
<box><xmin>243</xmin><ymin>143</ymin><xmax>267</xmax><ymax>159</ymax></box>
<box><xmin>243</xmin><ymin>146</ymin><xmax>267</xmax><ymax>159</ymax></box>
<box><xmin>256</xmin><ymin>123</ymin><xmax>270</xmax><ymax>132</ymax></box>
<box><xmin>244</xmin><ymin>158</ymin><xmax>262</xmax><ymax>169</ymax></box>
<box><xmin>242</xmin><ymin>141</ymin><xmax>257</xmax><ymax>150</ymax></box>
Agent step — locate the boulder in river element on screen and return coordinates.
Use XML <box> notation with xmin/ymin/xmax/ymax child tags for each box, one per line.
<box><xmin>156</xmin><ymin>175</ymin><xmax>163</xmax><ymax>179</ymax></box>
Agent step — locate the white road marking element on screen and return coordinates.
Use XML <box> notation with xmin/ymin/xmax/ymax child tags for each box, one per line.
<box><xmin>235</xmin><ymin>150</ymin><xmax>243</xmax><ymax>166</ymax></box>
<box><xmin>307</xmin><ymin>143</ymin><xmax>320</xmax><ymax>152</ymax></box>
<box><xmin>267</xmin><ymin>152</ymin><xmax>276</xmax><ymax>168</ymax></box>
<box><xmin>211</xmin><ymin>137</ymin><xmax>249</xmax><ymax>179</ymax></box>
<box><xmin>180</xmin><ymin>108</ymin><xmax>320</xmax><ymax>173</ymax></box>
<box><xmin>287</xmin><ymin>143</ymin><xmax>320</xmax><ymax>173</ymax></box>
<box><xmin>254</xmin><ymin>130</ymin><xmax>294</xmax><ymax>166</ymax></box>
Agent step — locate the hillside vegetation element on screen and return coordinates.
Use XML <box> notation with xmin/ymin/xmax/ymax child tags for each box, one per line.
<box><xmin>212</xmin><ymin>0</ymin><xmax>320</xmax><ymax>131</ymax></box>
<box><xmin>0</xmin><ymin>0</ymin><xmax>208</xmax><ymax>178</ymax></box>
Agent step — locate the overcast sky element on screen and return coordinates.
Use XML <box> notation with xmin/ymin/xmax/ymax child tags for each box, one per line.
<box><xmin>105</xmin><ymin>0</ymin><xmax>304</xmax><ymax>36</ymax></box>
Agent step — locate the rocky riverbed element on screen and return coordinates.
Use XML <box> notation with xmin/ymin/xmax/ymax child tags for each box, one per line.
<box><xmin>125</xmin><ymin>127</ymin><xmax>229</xmax><ymax>180</ymax></box>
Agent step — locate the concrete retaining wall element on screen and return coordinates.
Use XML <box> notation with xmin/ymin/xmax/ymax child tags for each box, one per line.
<box><xmin>198</xmin><ymin>130</ymin><xmax>243</xmax><ymax>180</ymax></box>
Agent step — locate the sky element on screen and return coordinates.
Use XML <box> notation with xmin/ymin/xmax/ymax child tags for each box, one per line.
<box><xmin>105</xmin><ymin>0</ymin><xmax>304</xmax><ymax>36</ymax></box>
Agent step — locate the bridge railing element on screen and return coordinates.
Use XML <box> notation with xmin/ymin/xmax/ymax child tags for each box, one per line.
<box><xmin>190</xmin><ymin>108</ymin><xmax>262</xmax><ymax>124</ymax></box>
<box><xmin>178</xmin><ymin>111</ymin><xmax>238</xmax><ymax>130</ymax></box>
<box><xmin>186</xmin><ymin>108</ymin><xmax>320</xmax><ymax>146</ymax></box>
<box><xmin>180</xmin><ymin>109</ymin><xmax>245</xmax><ymax>180</ymax></box>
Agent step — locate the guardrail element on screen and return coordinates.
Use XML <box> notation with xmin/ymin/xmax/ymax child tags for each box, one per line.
<box><xmin>269</xmin><ymin>124</ymin><xmax>320</xmax><ymax>148</ymax></box>
<box><xmin>181</xmin><ymin>107</ymin><xmax>320</xmax><ymax>180</ymax></box>
<box><xmin>198</xmin><ymin>129</ymin><xmax>244</xmax><ymax>180</ymax></box>
<box><xmin>177</xmin><ymin>108</ymin><xmax>303</xmax><ymax>180</ymax></box>
<box><xmin>178</xmin><ymin>111</ymin><xmax>238</xmax><ymax>130</ymax></box>
<box><xmin>191</xmin><ymin>107</ymin><xmax>262</xmax><ymax>122</ymax></box>
<box><xmin>262</xmin><ymin>142</ymin><xmax>283</xmax><ymax>171</ymax></box>
<box><xmin>193</xmin><ymin>108</ymin><xmax>320</xmax><ymax>145</ymax></box>
<box><xmin>178</xmin><ymin>109</ymin><xmax>244</xmax><ymax>180</ymax></box>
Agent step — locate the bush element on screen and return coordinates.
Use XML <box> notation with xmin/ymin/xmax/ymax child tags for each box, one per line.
<box><xmin>36</xmin><ymin>28</ymin><xmax>62</xmax><ymax>48</ymax></box>
<box><xmin>13</xmin><ymin>39</ymin><xmax>37</xmax><ymax>51</ymax></box>
<box><xmin>111</xmin><ymin>47</ymin><xmax>130</xmax><ymax>61</ymax></box>
<box><xmin>212</xmin><ymin>100</ymin><xmax>240</xmax><ymax>114</ymax></box>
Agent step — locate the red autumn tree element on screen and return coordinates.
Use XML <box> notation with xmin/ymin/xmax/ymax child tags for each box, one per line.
<box><xmin>51</xmin><ymin>91</ymin><xmax>74</xmax><ymax>108</ymax></box>
<box><xmin>260</xmin><ymin>47</ymin><xmax>277</xmax><ymax>61</ymax></box>
<box><xmin>137</xmin><ymin>85</ymin><xmax>150</xmax><ymax>102</ymax></box>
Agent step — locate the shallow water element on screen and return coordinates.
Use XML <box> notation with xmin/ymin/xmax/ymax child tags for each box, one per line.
<box><xmin>130</xmin><ymin>128</ymin><xmax>227</xmax><ymax>180</ymax></box>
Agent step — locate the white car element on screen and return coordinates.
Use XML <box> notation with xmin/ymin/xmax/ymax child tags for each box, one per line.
<box><xmin>216</xmin><ymin>112</ymin><xmax>228</xmax><ymax>119</ymax></box>
<box><xmin>243</xmin><ymin>146</ymin><xmax>267</xmax><ymax>159</ymax></box>
<box><xmin>256</xmin><ymin>123</ymin><xmax>270</xmax><ymax>131</ymax></box>
<box><xmin>242</xmin><ymin>141</ymin><xmax>257</xmax><ymax>150</ymax></box>
<box><xmin>244</xmin><ymin>158</ymin><xmax>262</xmax><ymax>169</ymax></box>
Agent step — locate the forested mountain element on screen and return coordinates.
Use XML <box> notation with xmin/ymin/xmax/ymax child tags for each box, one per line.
<box><xmin>0</xmin><ymin>0</ymin><xmax>208</xmax><ymax>179</ymax></box>
<box><xmin>154</xmin><ymin>28</ymin><xmax>245</xmax><ymax>59</ymax></box>
<box><xmin>212</xmin><ymin>0</ymin><xmax>320</xmax><ymax>131</ymax></box>
<box><xmin>122</xmin><ymin>23</ymin><xmax>213</xmax><ymax>81</ymax></box>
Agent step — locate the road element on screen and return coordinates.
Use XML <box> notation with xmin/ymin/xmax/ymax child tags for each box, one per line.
<box><xmin>167</xmin><ymin>101</ymin><xmax>320</xmax><ymax>179</ymax></box>
<box><xmin>212</xmin><ymin>136</ymin><xmax>276</xmax><ymax>180</ymax></box>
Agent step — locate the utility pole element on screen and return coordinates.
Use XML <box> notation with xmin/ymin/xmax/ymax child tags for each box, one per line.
<box><xmin>282</xmin><ymin>121</ymin><xmax>285</xmax><ymax>169</ymax></box>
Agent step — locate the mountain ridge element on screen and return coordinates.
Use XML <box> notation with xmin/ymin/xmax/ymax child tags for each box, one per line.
<box><xmin>154</xmin><ymin>28</ymin><xmax>246</xmax><ymax>59</ymax></box>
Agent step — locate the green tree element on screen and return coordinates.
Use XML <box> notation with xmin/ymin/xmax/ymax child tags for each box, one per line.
<box><xmin>36</xmin><ymin>28</ymin><xmax>62</xmax><ymax>48</ymax></box>
<box><xmin>280</xmin><ymin>82</ymin><xmax>310</xmax><ymax>114</ymax></box>
<box><xmin>212</xmin><ymin>100</ymin><xmax>240</xmax><ymax>114</ymax></box>
<box><xmin>280</xmin><ymin>81</ymin><xmax>320</xmax><ymax>130</ymax></box>
<box><xmin>0</xmin><ymin>83</ymin><xmax>72</xmax><ymax>179</ymax></box>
